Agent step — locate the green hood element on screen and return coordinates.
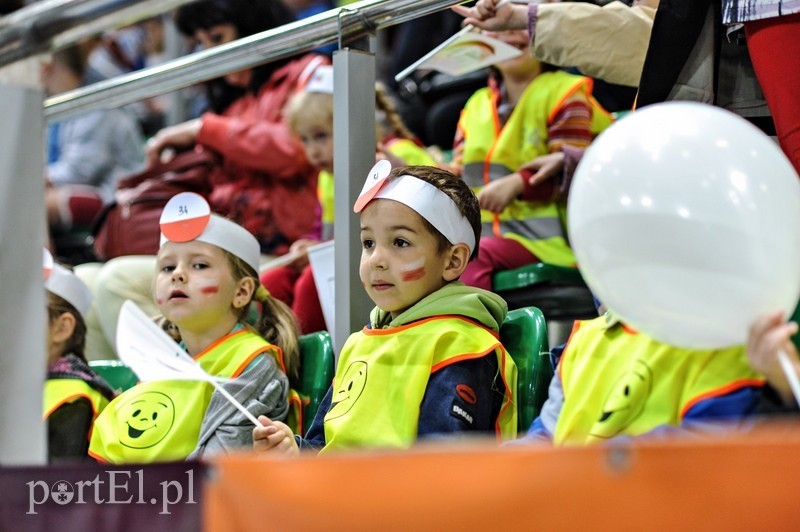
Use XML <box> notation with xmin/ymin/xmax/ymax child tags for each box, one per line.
<box><xmin>369</xmin><ymin>282</ymin><xmax>508</xmax><ymax>332</ymax></box>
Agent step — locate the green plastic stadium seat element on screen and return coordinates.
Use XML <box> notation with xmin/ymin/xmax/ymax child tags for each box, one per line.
<box><xmin>500</xmin><ymin>306</ymin><xmax>553</xmax><ymax>432</ymax></box>
<box><xmin>492</xmin><ymin>263</ymin><xmax>597</xmax><ymax>322</ymax></box>
<box><xmin>791</xmin><ymin>299</ymin><xmax>800</xmax><ymax>355</ymax></box>
<box><xmin>88</xmin><ymin>360</ymin><xmax>139</xmax><ymax>393</ymax></box>
<box><xmin>297</xmin><ymin>331</ymin><xmax>336</xmax><ymax>436</ymax></box>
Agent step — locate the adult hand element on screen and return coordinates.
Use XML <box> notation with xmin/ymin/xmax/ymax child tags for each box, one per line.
<box><xmin>252</xmin><ymin>415</ymin><xmax>300</xmax><ymax>456</ymax></box>
<box><xmin>747</xmin><ymin>310</ymin><xmax>800</xmax><ymax>406</ymax></box>
<box><xmin>451</xmin><ymin>0</ymin><xmax>528</xmax><ymax>32</ymax></box>
<box><xmin>145</xmin><ymin>119</ymin><xmax>202</xmax><ymax>168</ymax></box>
<box><xmin>287</xmin><ymin>238</ymin><xmax>318</xmax><ymax>271</ymax></box>
<box><xmin>520</xmin><ymin>151</ymin><xmax>566</xmax><ymax>187</ymax></box>
<box><xmin>477</xmin><ymin>173</ymin><xmax>523</xmax><ymax>213</ymax></box>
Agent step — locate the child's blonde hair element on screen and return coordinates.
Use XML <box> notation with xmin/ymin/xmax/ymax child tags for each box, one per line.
<box><xmin>47</xmin><ymin>291</ymin><xmax>87</xmax><ymax>361</ymax></box>
<box><xmin>160</xmin><ymin>251</ymin><xmax>300</xmax><ymax>383</ymax></box>
<box><xmin>286</xmin><ymin>82</ymin><xmax>419</xmax><ymax>143</ymax></box>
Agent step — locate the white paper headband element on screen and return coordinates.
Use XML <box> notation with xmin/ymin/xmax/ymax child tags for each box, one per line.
<box><xmin>159</xmin><ymin>192</ymin><xmax>261</xmax><ymax>274</ymax></box>
<box><xmin>44</xmin><ymin>249</ymin><xmax>92</xmax><ymax>320</ymax></box>
<box><xmin>354</xmin><ymin>160</ymin><xmax>476</xmax><ymax>254</ymax></box>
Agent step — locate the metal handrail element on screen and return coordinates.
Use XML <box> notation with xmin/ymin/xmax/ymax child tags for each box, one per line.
<box><xmin>45</xmin><ymin>0</ymin><xmax>463</xmax><ymax>122</ymax></box>
<box><xmin>0</xmin><ymin>0</ymin><xmax>194</xmax><ymax>68</ymax></box>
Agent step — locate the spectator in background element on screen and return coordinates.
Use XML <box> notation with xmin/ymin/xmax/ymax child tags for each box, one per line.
<box><xmin>43</xmin><ymin>43</ymin><xmax>144</xmax><ymax>236</ymax></box>
<box><xmin>75</xmin><ymin>0</ymin><xmax>328</xmax><ymax>360</ymax></box>
<box><xmin>449</xmin><ymin>27</ymin><xmax>611</xmax><ymax>291</ymax></box>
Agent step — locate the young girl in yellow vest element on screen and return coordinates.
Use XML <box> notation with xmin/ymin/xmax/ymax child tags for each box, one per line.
<box><xmin>88</xmin><ymin>193</ymin><xmax>300</xmax><ymax>463</ymax></box>
<box><xmin>254</xmin><ymin>162</ymin><xmax>518</xmax><ymax>454</ymax></box>
<box><xmin>520</xmin><ymin>308</ymin><xmax>767</xmax><ymax>445</ymax></box>
<box><xmin>451</xmin><ymin>28</ymin><xmax>612</xmax><ymax>290</ymax></box>
<box><xmin>260</xmin><ymin>65</ymin><xmax>437</xmax><ymax>334</ymax></box>
<box><xmin>44</xmin><ymin>254</ymin><xmax>116</xmax><ymax>462</ymax></box>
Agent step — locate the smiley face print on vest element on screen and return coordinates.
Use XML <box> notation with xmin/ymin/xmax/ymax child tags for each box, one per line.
<box><xmin>325</xmin><ymin>361</ymin><xmax>368</xmax><ymax>420</ymax></box>
<box><xmin>117</xmin><ymin>391</ymin><xmax>176</xmax><ymax>449</ymax></box>
<box><xmin>589</xmin><ymin>359</ymin><xmax>653</xmax><ymax>440</ymax></box>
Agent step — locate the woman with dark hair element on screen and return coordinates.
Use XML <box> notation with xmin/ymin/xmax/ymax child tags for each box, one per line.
<box><xmin>146</xmin><ymin>0</ymin><xmax>328</xmax><ymax>253</ymax></box>
<box><xmin>77</xmin><ymin>0</ymin><xmax>329</xmax><ymax>359</ymax></box>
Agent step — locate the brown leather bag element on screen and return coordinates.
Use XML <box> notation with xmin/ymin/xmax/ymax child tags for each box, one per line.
<box><xmin>92</xmin><ymin>147</ymin><xmax>218</xmax><ymax>260</ymax></box>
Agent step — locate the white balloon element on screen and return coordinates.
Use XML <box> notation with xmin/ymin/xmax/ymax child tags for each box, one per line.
<box><xmin>568</xmin><ymin>102</ymin><xmax>800</xmax><ymax>348</ymax></box>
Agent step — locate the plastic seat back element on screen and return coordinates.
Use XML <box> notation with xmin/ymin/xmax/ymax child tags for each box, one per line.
<box><xmin>493</xmin><ymin>263</ymin><xmax>597</xmax><ymax>321</ymax></box>
<box><xmin>88</xmin><ymin>360</ymin><xmax>139</xmax><ymax>394</ymax></box>
<box><xmin>500</xmin><ymin>306</ymin><xmax>553</xmax><ymax>432</ymax></box>
<box><xmin>297</xmin><ymin>331</ymin><xmax>336</xmax><ymax>436</ymax></box>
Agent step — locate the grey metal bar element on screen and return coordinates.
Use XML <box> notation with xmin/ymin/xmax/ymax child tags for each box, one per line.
<box><xmin>332</xmin><ymin>47</ymin><xmax>376</xmax><ymax>355</ymax></box>
<box><xmin>45</xmin><ymin>0</ymin><xmax>464</xmax><ymax>121</ymax></box>
<box><xmin>0</xmin><ymin>0</ymin><xmax>194</xmax><ymax>68</ymax></box>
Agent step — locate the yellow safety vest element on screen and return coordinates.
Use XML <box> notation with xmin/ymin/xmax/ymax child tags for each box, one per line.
<box><xmin>43</xmin><ymin>379</ymin><xmax>110</xmax><ymax>423</ymax></box>
<box><xmin>322</xmin><ymin>316</ymin><xmax>518</xmax><ymax>453</ymax></box>
<box><xmin>88</xmin><ymin>330</ymin><xmax>281</xmax><ymax>464</ymax></box>
<box><xmin>554</xmin><ymin>317</ymin><xmax>765</xmax><ymax>445</ymax></box>
<box><xmin>458</xmin><ymin>71</ymin><xmax>612</xmax><ymax>265</ymax></box>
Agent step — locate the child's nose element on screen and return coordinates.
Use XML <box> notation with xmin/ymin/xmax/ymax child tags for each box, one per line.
<box><xmin>171</xmin><ymin>265</ymin><xmax>187</xmax><ymax>282</ymax></box>
<box><xmin>369</xmin><ymin>246</ymin><xmax>388</xmax><ymax>270</ymax></box>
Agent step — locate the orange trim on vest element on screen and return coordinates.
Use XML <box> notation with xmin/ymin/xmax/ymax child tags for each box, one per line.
<box><xmin>621</xmin><ymin>323</ymin><xmax>638</xmax><ymax>335</ymax></box>
<box><xmin>88</xmin><ymin>449</ymin><xmax>109</xmax><ymax>463</ymax></box>
<box><xmin>494</xmin><ymin>347</ymin><xmax>515</xmax><ymax>441</ymax></box>
<box><xmin>680</xmin><ymin>378</ymin><xmax>766</xmax><ymax>419</ymax></box>
<box><xmin>195</xmin><ymin>329</ymin><xmax>249</xmax><ymax>361</ymax></box>
<box><xmin>231</xmin><ymin>346</ymin><xmax>271</xmax><ymax>378</ymax></box>
<box><xmin>430</xmin><ymin>344</ymin><xmax>501</xmax><ymax>373</ymax></box>
<box><xmin>43</xmin><ymin>392</ymin><xmax>97</xmax><ymax>420</ymax></box>
<box><xmin>362</xmin><ymin>315</ymin><xmax>500</xmax><ymax>339</ymax></box>
<box><xmin>547</xmin><ymin>77</ymin><xmax>591</xmax><ymax>125</ymax></box>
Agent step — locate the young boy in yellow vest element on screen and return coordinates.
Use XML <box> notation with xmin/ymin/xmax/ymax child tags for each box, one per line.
<box><xmin>521</xmin><ymin>308</ymin><xmax>766</xmax><ymax>445</ymax></box>
<box><xmin>451</xmin><ymin>28</ymin><xmax>612</xmax><ymax>291</ymax></box>
<box><xmin>254</xmin><ymin>162</ymin><xmax>518</xmax><ymax>454</ymax></box>
<box><xmin>43</xmin><ymin>252</ymin><xmax>116</xmax><ymax>462</ymax></box>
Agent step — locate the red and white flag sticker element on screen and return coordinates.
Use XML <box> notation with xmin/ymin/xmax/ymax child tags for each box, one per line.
<box><xmin>160</xmin><ymin>192</ymin><xmax>211</xmax><ymax>242</ymax></box>
<box><xmin>354</xmin><ymin>159</ymin><xmax>392</xmax><ymax>213</ymax></box>
<box><xmin>43</xmin><ymin>248</ymin><xmax>54</xmax><ymax>280</ymax></box>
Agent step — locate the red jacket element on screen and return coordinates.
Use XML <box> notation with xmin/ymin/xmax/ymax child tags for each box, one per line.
<box><xmin>197</xmin><ymin>54</ymin><xmax>329</xmax><ymax>254</ymax></box>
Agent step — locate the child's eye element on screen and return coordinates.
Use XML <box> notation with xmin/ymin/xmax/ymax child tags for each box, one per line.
<box><xmin>313</xmin><ymin>132</ymin><xmax>330</xmax><ymax>143</ymax></box>
<box><xmin>193</xmin><ymin>262</ymin><xmax>209</xmax><ymax>270</ymax></box>
<box><xmin>394</xmin><ymin>238</ymin><xmax>410</xmax><ymax>248</ymax></box>
<box><xmin>361</xmin><ymin>239</ymin><xmax>374</xmax><ymax>250</ymax></box>
<box><xmin>160</xmin><ymin>264</ymin><xmax>175</xmax><ymax>273</ymax></box>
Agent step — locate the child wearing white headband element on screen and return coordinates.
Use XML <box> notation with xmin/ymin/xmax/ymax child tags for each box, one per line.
<box><xmin>43</xmin><ymin>250</ymin><xmax>116</xmax><ymax>462</ymax></box>
<box><xmin>89</xmin><ymin>193</ymin><xmax>300</xmax><ymax>464</ymax></box>
<box><xmin>254</xmin><ymin>162</ymin><xmax>518</xmax><ymax>454</ymax></box>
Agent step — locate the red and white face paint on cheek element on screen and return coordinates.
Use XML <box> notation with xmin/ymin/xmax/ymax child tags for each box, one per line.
<box><xmin>197</xmin><ymin>279</ymin><xmax>220</xmax><ymax>295</ymax></box>
<box><xmin>400</xmin><ymin>257</ymin><xmax>426</xmax><ymax>282</ymax></box>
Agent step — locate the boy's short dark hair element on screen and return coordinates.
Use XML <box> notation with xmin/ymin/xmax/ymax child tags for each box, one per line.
<box><xmin>388</xmin><ymin>165</ymin><xmax>481</xmax><ymax>259</ymax></box>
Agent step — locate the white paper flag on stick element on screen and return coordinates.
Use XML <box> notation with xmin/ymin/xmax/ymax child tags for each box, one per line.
<box><xmin>116</xmin><ymin>300</ymin><xmax>265</xmax><ymax>427</ymax></box>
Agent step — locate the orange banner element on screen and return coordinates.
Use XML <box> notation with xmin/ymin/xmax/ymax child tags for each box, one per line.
<box><xmin>206</xmin><ymin>422</ymin><xmax>800</xmax><ymax>531</ymax></box>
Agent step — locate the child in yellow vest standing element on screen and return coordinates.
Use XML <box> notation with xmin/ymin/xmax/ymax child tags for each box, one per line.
<box><xmin>89</xmin><ymin>193</ymin><xmax>300</xmax><ymax>463</ymax></box>
<box><xmin>451</xmin><ymin>28</ymin><xmax>611</xmax><ymax>290</ymax></box>
<box><xmin>44</xmin><ymin>256</ymin><xmax>116</xmax><ymax>462</ymax></box>
<box><xmin>260</xmin><ymin>65</ymin><xmax>437</xmax><ymax>334</ymax></box>
<box><xmin>254</xmin><ymin>163</ymin><xmax>518</xmax><ymax>454</ymax></box>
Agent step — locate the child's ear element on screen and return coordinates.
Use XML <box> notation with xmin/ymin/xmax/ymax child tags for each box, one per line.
<box><xmin>442</xmin><ymin>243</ymin><xmax>471</xmax><ymax>282</ymax></box>
<box><xmin>233</xmin><ymin>277</ymin><xmax>256</xmax><ymax>309</ymax></box>
<box><xmin>51</xmin><ymin>312</ymin><xmax>76</xmax><ymax>344</ymax></box>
